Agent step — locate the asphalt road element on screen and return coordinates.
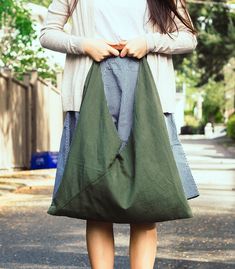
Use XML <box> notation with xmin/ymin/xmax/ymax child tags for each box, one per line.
<box><xmin>0</xmin><ymin>136</ymin><xmax>234</xmax><ymax>269</ymax></box>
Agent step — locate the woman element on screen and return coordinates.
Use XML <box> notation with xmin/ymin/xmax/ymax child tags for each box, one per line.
<box><xmin>39</xmin><ymin>0</ymin><xmax>200</xmax><ymax>268</ymax></box>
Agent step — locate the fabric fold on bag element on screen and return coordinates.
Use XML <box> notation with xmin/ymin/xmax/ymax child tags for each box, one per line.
<box><xmin>47</xmin><ymin>56</ymin><xmax>193</xmax><ymax>223</ymax></box>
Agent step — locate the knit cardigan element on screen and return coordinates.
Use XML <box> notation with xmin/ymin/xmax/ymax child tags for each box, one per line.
<box><xmin>39</xmin><ymin>0</ymin><xmax>198</xmax><ymax>113</ymax></box>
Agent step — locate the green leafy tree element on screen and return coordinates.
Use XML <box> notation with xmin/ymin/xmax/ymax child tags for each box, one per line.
<box><xmin>174</xmin><ymin>1</ymin><xmax>235</xmax><ymax>125</ymax></box>
<box><xmin>174</xmin><ymin>1</ymin><xmax>235</xmax><ymax>84</ymax></box>
<box><xmin>202</xmin><ymin>79</ymin><xmax>226</xmax><ymax>124</ymax></box>
<box><xmin>0</xmin><ymin>0</ymin><xmax>59</xmax><ymax>83</ymax></box>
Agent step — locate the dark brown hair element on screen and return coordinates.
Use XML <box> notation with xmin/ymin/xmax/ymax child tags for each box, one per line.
<box><xmin>68</xmin><ymin>0</ymin><xmax>197</xmax><ymax>35</ymax></box>
<box><xmin>147</xmin><ymin>0</ymin><xmax>197</xmax><ymax>34</ymax></box>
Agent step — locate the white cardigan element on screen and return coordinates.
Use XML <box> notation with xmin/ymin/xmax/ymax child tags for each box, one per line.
<box><xmin>39</xmin><ymin>0</ymin><xmax>198</xmax><ymax>113</ymax></box>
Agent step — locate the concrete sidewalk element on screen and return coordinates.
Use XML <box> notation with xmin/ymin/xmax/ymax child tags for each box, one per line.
<box><xmin>0</xmin><ymin>169</ymin><xmax>56</xmax><ymax>207</ymax></box>
<box><xmin>179</xmin><ymin>134</ymin><xmax>235</xmax><ymax>191</ymax></box>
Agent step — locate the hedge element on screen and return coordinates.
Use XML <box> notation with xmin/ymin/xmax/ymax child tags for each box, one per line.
<box><xmin>227</xmin><ymin>114</ymin><xmax>235</xmax><ymax>140</ymax></box>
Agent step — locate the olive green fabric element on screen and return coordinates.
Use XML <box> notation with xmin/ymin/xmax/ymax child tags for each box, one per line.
<box><xmin>47</xmin><ymin>56</ymin><xmax>193</xmax><ymax>223</ymax></box>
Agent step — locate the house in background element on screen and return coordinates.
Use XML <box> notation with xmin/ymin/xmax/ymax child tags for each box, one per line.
<box><xmin>175</xmin><ymin>82</ymin><xmax>187</xmax><ymax>134</ymax></box>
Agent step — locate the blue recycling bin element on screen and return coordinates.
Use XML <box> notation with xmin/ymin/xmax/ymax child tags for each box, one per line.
<box><xmin>30</xmin><ymin>151</ymin><xmax>58</xmax><ymax>169</ymax></box>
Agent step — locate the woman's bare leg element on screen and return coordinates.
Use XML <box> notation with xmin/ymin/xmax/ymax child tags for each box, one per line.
<box><xmin>129</xmin><ymin>223</ymin><xmax>157</xmax><ymax>269</ymax></box>
<box><xmin>86</xmin><ymin>220</ymin><xmax>115</xmax><ymax>269</ymax></box>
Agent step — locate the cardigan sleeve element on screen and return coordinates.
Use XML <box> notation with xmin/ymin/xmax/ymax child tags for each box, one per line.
<box><xmin>145</xmin><ymin>0</ymin><xmax>198</xmax><ymax>54</ymax></box>
<box><xmin>39</xmin><ymin>0</ymin><xmax>86</xmax><ymax>54</ymax></box>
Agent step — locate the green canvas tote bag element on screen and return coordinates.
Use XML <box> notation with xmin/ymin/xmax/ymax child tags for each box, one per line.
<box><xmin>47</xmin><ymin>56</ymin><xmax>193</xmax><ymax>223</ymax></box>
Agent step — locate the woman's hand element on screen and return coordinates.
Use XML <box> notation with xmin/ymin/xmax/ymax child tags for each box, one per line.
<box><xmin>81</xmin><ymin>38</ymin><xmax>120</xmax><ymax>62</ymax></box>
<box><xmin>119</xmin><ymin>36</ymin><xmax>148</xmax><ymax>59</ymax></box>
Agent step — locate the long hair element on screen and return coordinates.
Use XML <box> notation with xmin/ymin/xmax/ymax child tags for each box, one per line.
<box><xmin>147</xmin><ymin>0</ymin><xmax>197</xmax><ymax>34</ymax></box>
<box><xmin>67</xmin><ymin>0</ymin><xmax>197</xmax><ymax>35</ymax></box>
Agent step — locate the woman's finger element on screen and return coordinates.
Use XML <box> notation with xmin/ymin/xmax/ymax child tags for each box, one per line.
<box><xmin>108</xmin><ymin>46</ymin><xmax>120</xmax><ymax>56</ymax></box>
<box><xmin>120</xmin><ymin>46</ymin><xmax>128</xmax><ymax>57</ymax></box>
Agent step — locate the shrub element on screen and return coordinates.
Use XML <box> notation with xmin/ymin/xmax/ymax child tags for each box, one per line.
<box><xmin>181</xmin><ymin>115</ymin><xmax>205</xmax><ymax>135</ymax></box>
<box><xmin>184</xmin><ymin>115</ymin><xmax>200</xmax><ymax>127</ymax></box>
<box><xmin>227</xmin><ymin>114</ymin><xmax>235</xmax><ymax>140</ymax></box>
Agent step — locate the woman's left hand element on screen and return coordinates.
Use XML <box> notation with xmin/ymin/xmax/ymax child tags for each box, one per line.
<box><xmin>119</xmin><ymin>36</ymin><xmax>148</xmax><ymax>59</ymax></box>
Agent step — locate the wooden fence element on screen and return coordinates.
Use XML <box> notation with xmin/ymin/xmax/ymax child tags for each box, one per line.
<box><xmin>0</xmin><ymin>68</ymin><xmax>64</xmax><ymax>171</ymax></box>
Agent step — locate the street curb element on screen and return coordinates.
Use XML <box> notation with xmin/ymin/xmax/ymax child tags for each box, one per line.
<box><xmin>0</xmin><ymin>169</ymin><xmax>56</xmax><ymax>196</ymax></box>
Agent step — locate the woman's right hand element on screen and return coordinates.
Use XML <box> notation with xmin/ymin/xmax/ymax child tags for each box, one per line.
<box><xmin>81</xmin><ymin>38</ymin><xmax>120</xmax><ymax>62</ymax></box>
